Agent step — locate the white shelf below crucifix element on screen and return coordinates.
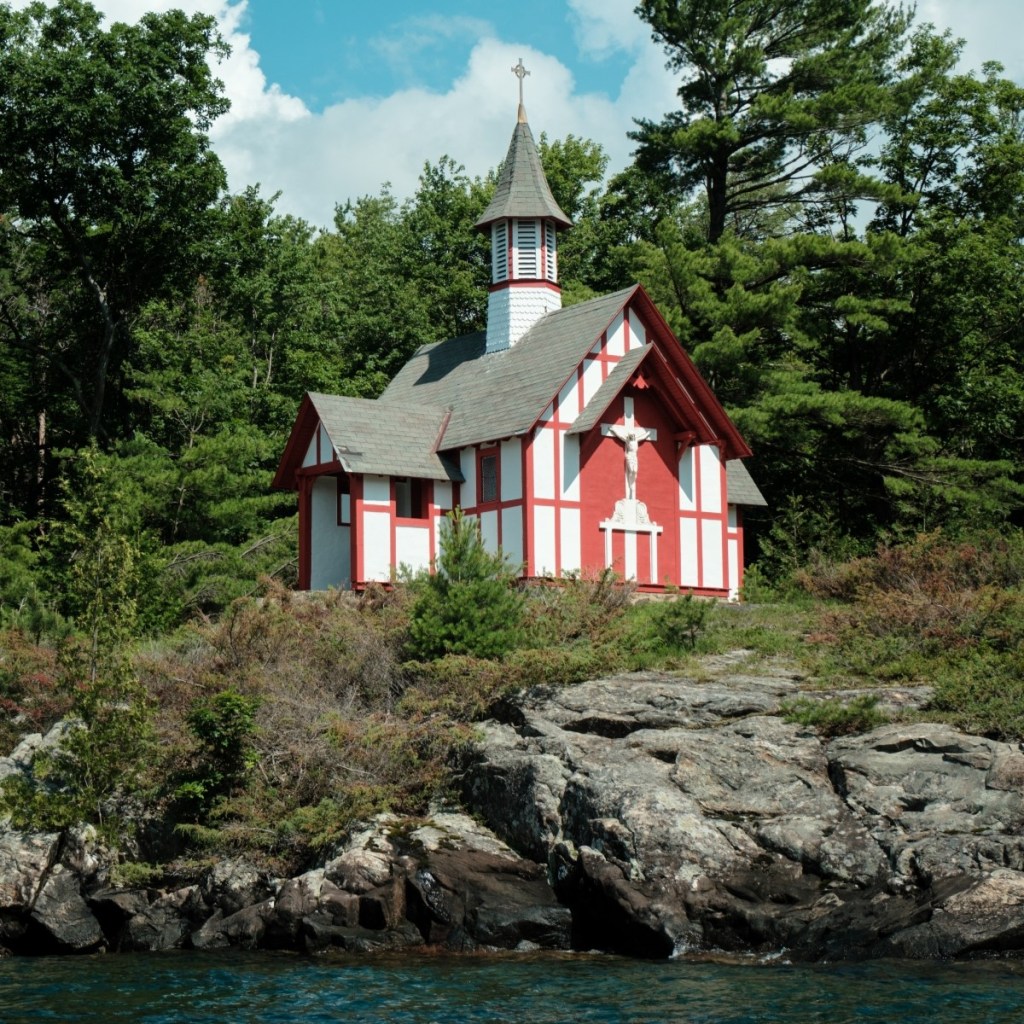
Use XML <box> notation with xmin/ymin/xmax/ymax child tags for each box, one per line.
<box><xmin>599</xmin><ymin>397</ymin><xmax>663</xmax><ymax>582</ymax></box>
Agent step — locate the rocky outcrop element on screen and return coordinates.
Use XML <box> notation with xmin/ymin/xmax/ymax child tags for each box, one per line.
<box><xmin>463</xmin><ymin>664</ymin><xmax>1024</xmax><ymax>959</ymax></box>
<box><xmin>2</xmin><ymin>657</ymin><xmax>1021</xmax><ymax>960</ymax></box>
<box><xmin>0</xmin><ymin>811</ymin><xmax>570</xmax><ymax>956</ymax></box>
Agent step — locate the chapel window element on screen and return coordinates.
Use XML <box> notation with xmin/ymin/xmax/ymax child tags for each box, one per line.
<box><xmin>479</xmin><ymin>452</ymin><xmax>499</xmax><ymax>505</ymax></box>
<box><xmin>492</xmin><ymin>221</ymin><xmax>509</xmax><ymax>282</ymax></box>
<box><xmin>544</xmin><ymin>220</ymin><xmax>558</xmax><ymax>282</ymax></box>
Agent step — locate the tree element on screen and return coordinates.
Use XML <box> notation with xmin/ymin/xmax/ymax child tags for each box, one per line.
<box><xmin>1</xmin><ymin>447</ymin><xmax>154</xmax><ymax>833</ymax></box>
<box><xmin>322</xmin><ymin>158</ymin><xmax>491</xmax><ymax>396</ymax></box>
<box><xmin>407</xmin><ymin>509</ymin><xmax>524</xmax><ymax>660</ymax></box>
<box><xmin>631</xmin><ymin>0</ymin><xmax>911</xmax><ymax>245</ymax></box>
<box><xmin>537</xmin><ymin>134</ymin><xmax>617</xmax><ymax>302</ymax></box>
<box><xmin>0</xmin><ymin>0</ymin><xmax>229</xmax><ymax>467</ymax></box>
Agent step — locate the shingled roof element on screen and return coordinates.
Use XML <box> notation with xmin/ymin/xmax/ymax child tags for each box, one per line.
<box><xmin>726</xmin><ymin>460</ymin><xmax>768</xmax><ymax>507</ymax></box>
<box><xmin>567</xmin><ymin>345</ymin><xmax>650</xmax><ymax>436</ymax></box>
<box><xmin>382</xmin><ymin>286</ymin><xmax>637</xmax><ymax>449</ymax></box>
<box><xmin>307</xmin><ymin>393</ymin><xmax>462</xmax><ymax>481</ymax></box>
<box><xmin>474</xmin><ymin>109</ymin><xmax>572</xmax><ymax>230</ymax></box>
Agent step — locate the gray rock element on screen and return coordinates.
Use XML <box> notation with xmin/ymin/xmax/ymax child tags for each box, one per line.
<box><xmin>30</xmin><ymin>866</ymin><xmax>104</xmax><ymax>952</ymax></box>
<box><xmin>199</xmin><ymin>857</ymin><xmax>272</xmax><ymax>916</ymax></box>
<box><xmin>191</xmin><ymin>899</ymin><xmax>276</xmax><ymax>950</ymax></box>
<box><xmin>0</xmin><ymin>830</ymin><xmax>59</xmax><ymax>910</ymax></box>
<box><xmin>124</xmin><ymin>886</ymin><xmax>208</xmax><ymax>952</ymax></box>
<box><xmin>463</xmin><ymin>667</ymin><xmax>1024</xmax><ymax>960</ymax></box>
<box><xmin>404</xmin><ymin>847</ymin><xmax>570</xmax><ymax>951</ymax></box>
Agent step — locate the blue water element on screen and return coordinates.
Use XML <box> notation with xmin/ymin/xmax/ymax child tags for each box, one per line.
<box><xmin>1</xmin><ymin>952</ymin><xmax>1023</xmax><ymax>1024</ymax></box>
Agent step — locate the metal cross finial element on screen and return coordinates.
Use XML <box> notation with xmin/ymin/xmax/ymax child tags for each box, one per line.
<box><xmin>511</xmin><ymin>58</ymin><xmax>530</xmax><ymax>106</ymax></box>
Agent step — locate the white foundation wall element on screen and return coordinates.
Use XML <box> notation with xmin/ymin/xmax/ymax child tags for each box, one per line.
<box><xmin>310</xmin><ymin>476</ymin><xmax>349</xmax><ymax>590</ymax></box>
<box><xmin>560</xmin><ymin>507</ymin><xmax>581</xmax><ymax>574</ymax></box>
<box><xmin>679</xmin><ymin>518</ymin><xmax>699</xmax><ymax>589</ymax></box>
<box><xmin>533</xmin><ymin>505</ymin><xmax>557</xmax><ymax>576</ymax></box>
<box><xmin>501</xmin><ymin>507</ymin><xmax>524</xmax><ymax>566</ymax></box>
<box><xmin>479</xmin><ymin>509</ymin><xmax>499</xmax><ymax>553</ymax></box>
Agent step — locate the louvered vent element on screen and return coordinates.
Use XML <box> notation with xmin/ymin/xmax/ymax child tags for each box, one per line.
<box><xmin>492</xmin><ymin>221</ymin><xmax>508</xmax><ymax>282</ymax></box>
<box><xmin>516</xmin><ymin>219</ymin><xmax>539</xmax><ymax>278</ymax></box>
<box><xmin>544</xmin><ymin>220</ymin><xmax>558</xmax><ymax>282</ymax></box>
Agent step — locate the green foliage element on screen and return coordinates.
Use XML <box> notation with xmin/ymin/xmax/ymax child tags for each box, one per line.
<box><xmin>929</xmin><ymin>651</ymin><xmax>1024</xmax><ymax>741</ymax></box>
<box><xmin>632</xmin><ymin>0</ymin><xmax>909</xmax><ymax>243</ymax></box>
<box><xmin>174</xmin><ymin>689</ymin><xmax>260</xmax><ymax>816</ymax></box>
<box><xmin>0</xmin><ymin>645</ymin><xmax>153</xmax><ymax>835</ymax></box>
<box><xmin>781</xmin><ymin>695</ymin><xmax>888</xmax><ymax>737</ymax></box>
<box><xmin>406</xmin><ymin>509</ymin><xmax>524</xmax><ymax>660</ymax></box>
<box><xmin>519</xmin><ymin>570</ymin><xmax>634</xmax><ymax>649</ymax></box>
<box><xmin>640</xmin><ymin>594</ymin><xmax>711</xmax><ymax>652</ymax></box>
<box><xmin>756</xmin><ymin>497</ymin><xmax>868</xmax><ymax>591</ymax></box>
<box><xmin>110</xmin><ymin>861</ymin><xmax>164</xmax><ymax>889</ymax></box>
<box><xmin>0</xmin><ymin>0</ymin><xmax>229</xmax><ymax>447</ymax></box>
<box><xmin>796</xmin><ymin>530</ymin><xmax>1024</xmax><ymax>737</ymax></box>
<box><xmin>0</xmin><ymin>447</ymin><xmax>154</xmax><ymax>834</ymax></box>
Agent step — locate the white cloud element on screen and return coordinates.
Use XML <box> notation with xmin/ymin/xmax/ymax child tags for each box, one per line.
<box><xmin>206</xmin><ymin>16</ymin><xmax>677</xmax><ymax>229</ymax></box>
<box><xmin>566</xmin><ymin>0</ymin><xmax>655</xmax><ymax>58</ymax></box>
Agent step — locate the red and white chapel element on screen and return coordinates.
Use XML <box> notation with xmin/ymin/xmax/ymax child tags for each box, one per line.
<box><xmin>274</xmin><ymin>65</ymin><xmax>765</xmax><ymax>598</ymax></box>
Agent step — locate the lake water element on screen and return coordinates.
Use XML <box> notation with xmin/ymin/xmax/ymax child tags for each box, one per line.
<box><xmin>1</xmin><ymin>951</ymin><xmax>1023</xmax><ymax>1023</ymax></box>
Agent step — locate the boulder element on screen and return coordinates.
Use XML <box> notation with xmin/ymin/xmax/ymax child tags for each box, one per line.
<box><xmin>30</xmin><ymin>865</ymin><xmax>105</xmax><ymax>953</ymax></box>
<box><xmin>199</xmin><ymin>857</ymin><xmax>272</xmax><ymax>916</ymax></box>
<box><xmin>404</xmin><ymin>847</ymin><xmax>570</xmax><ymax>951</ymax></box>
<box><xmin>0</xmin><ymin>830</ymin><xmax>59</xmax><ymax>911</ymax></box>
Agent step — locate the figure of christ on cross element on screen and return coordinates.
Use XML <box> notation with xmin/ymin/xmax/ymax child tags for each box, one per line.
<box><xmin>603</xmin><ymin>398</ymin><xmax>655</xmax><ymax>501</ymax></box>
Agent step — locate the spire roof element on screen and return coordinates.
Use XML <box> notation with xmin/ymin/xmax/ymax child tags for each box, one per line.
<box><xmin>475</xmin><ymin>114</ymin><xmax>572</xmax><ymax>230</ymax></box>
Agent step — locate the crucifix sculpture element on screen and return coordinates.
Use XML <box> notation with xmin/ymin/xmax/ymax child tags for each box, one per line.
<box><xmin>602</xmin><ymin>398</ymin><xmax>656</xmax><ymax>502</ymax></box>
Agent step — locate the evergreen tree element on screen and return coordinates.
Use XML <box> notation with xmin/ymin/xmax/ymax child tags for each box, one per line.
<box><xmin>407</xmin><ymin>509</ymin><xmax>524</xmax><ymax>661</ymax></box>
<box><xmin>631</xmin><ymin>0</ymin><xmax>911</xmax><ymax>245</ymax></box>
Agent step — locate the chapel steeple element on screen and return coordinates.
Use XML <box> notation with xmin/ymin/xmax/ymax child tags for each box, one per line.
<box><xmin>476</xmin><ymin>60</ymin><xmax>572</xmax><ymax>354</ymax></box>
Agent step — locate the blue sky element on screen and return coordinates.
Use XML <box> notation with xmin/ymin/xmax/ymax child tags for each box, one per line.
<box><xmin>11</xmin><ymin>1</ymin><xmax>1024</xmax><ymax>229</ymax></box>
<box><xmin>242</xmin><ymin>1</ymin><xmax>637</xmax><ymax>109</ymax></box>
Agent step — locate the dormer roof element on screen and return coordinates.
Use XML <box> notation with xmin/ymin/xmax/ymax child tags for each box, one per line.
<box><xmin>475</xmin><ymin>111</ymin><xmax>572</xmax><ymax>231</ymax></box>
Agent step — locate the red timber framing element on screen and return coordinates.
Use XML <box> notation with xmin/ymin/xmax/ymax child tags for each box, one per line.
<box><xmin>519</xmin><ymin>295</ymin><xmax>746</xmax><ymax>594</ymax></box>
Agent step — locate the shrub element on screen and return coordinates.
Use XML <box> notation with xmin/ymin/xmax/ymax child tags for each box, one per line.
<box><xmin>798</xmin><ymin>529</ymin><xmax>1024</xmax><ymax>690</ymax></box>
<box><xmin>0</xmin><ymin>629</ymin><xmax>68</xmax><ymax>753</ymax></box>
<box><xmin>406</xmin><ymin>510</ymin><xmax>523</xmax><ymax>660</ymax></box>
<box><xmin>928</xmin><ymin>651</ymin><xmax>1024</xmax><ymax>741</ymax></box>
<box><xmin>520</xmin><ymin>570</ymin><xmax>634</xmax><ymax>648</ymax></box>
<box><xmin>642</xmin><ymin>593</ymin><xmax>711</xmax><ymax>652</ymax></box>
<box><xmin>173</xmin><ymin>689</ymin><xmax>260</xmax><ymax>817</ymax></box>
<box><xmin>781</xmin><ymin>695</ymin><xmax>888</xmax><ymax>737</ymax></box>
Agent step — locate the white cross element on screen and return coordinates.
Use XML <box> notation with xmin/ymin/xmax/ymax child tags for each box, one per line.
<box><xmin>511</xmin><ymin>58</ymin><xmax>530</xmax><ymax>106</ymax></box>
<box><xmin>601</xmin><ymin>398</ymin><xmax>657</xmax><ymax>501</ymax></box>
